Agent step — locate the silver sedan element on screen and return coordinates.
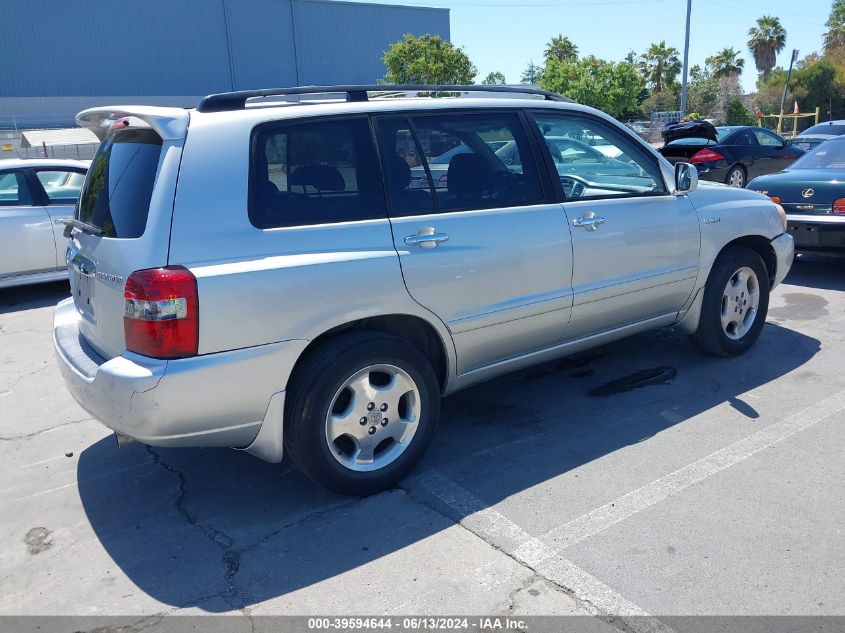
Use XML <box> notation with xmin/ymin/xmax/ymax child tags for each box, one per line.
<box><xmin>0</xmin><ymin>159</ymin><xmax>88</xmax><ymax>288</ymax></box>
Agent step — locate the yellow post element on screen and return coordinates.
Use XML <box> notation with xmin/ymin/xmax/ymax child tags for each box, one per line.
<box><xmin>815</xmin><ymin>107</ymin><xmax>820</xmax><ymax>126</ymax></box>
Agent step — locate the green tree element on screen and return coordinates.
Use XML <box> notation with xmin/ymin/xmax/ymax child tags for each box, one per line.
<box><xmin>520</xmin><ymin>60</ymin><xmax>543</xmax><ymax>84</ymax></box>
<box><xmin>747</xmin><ymin>15</ymin><xmax>787</xmax><ymax>80</ymax></box>
<box><xmin>639</xmin><ymin>40</ymin><xmax>682</xmax><ymax>93</ymax></box>
<box><xmin>705</xmin><ymin>47</ymin><xmax>745</xmax><ymax>79</ymax></box>
<box><xmin>687</xmin><ymin>64</ymin><xmax>719</xmax><ymax>117</ymax></box>
<box><xmin>824</xmin><ymin>0</ymin><xmax>845</xmax><ymax>52</ymax></box>
<box><xmin>541</xmin><ymin>56</ymin><xmax>644</xmax><ymax>118</ymax></box>
<box><xmin>481</xmin><ymin>71</ymin><xmax>506</xmax><ymax>85</ymax></box>
<box><xmin>382</xmin><ymin>34</ymin><xmax>476</xmax><ymax>85</ymax></box>
<box><xmin>725</xmin><ymin>98</ymin><xmax>755</xmax><ymax>125</ymax></box>
<box><xmin>544</xmin><ymin>35</ymin><xmax>578</xmax><ymax>64</ymax></box>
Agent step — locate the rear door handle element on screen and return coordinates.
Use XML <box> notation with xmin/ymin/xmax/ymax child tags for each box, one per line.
<box><xmin>572</xmin><ymin>213</ymin><xmax>606</xmax><ymax>231</ymax></box>
<box><xmin>404</xmin><ymin>227</ymin><xmax>449</xmax><ymax>249</ymax></box>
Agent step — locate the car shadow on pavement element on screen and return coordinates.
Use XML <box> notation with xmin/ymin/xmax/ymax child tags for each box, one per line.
<box><xmin>0</xmin><ymin>281</ymin><xmax>69</xmax><ymax>315</ymax></box>
<box><xmin>76</xmin><ymin>321</ymin><xmax>819</xmax><ymax>612</ymax></box>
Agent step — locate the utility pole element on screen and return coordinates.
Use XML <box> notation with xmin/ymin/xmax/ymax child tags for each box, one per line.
<box><xmin>778</xmin><ymin>49</ymin><xmax>800</xmax><ymax>135</ymax></box>
<box><xmin>680</xmin><ymin>0</ymin><xmax>692</xmax><ymax>115</ymax></box>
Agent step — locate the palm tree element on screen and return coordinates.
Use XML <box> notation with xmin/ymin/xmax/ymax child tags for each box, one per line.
<box><xmin>747</xmin><ymin>15</ymin><xmax>786</xmax><ymax>80</ymax></box>
<box><xmin>544</xmin><ymin>35</ymin><xmax>578</xmax><ymax>64</ymax></box>
<box><xmin>824</xmin><ymin>0</ymin><xmax>845</xmax><ymax>52</ymax></box>
<box><xmin>639</xmin><ymin>40</ymin><xmax>681</xmax><ymax>93</ymax></box>
<box><xmin>705</xmin><ymin>47</ymin><xmax>745</xmax><ymax>79</ymax></box>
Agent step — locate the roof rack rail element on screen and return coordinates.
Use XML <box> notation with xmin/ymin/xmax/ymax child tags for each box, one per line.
<box><xmin>196</xmin><ymin>84</ymin><xmax>571</xmax><ymax>113</ymax></box>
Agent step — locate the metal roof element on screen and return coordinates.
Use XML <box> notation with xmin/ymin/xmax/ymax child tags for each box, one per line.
<box><xmin>20</xmin><ymin>128</ymin><xmax>99</xmax><ymax>149</ymax></box>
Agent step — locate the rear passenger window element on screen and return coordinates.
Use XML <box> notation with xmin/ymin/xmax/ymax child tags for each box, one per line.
<box><xmin>250</xmin><ymin>118</ymin><xmax>385</xmax><ymax>229</ymax></box>
<box><xmin>376</xmin><ymin>112</ymin><xmax>543</xmax><ymax>216</ymax></box>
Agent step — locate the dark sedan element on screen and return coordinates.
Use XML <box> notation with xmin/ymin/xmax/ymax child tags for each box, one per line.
<box><xmin>659</xmin><ymin>123</ymin><xmax>805</xmax><ymax>188</ymax></box>
<box><xmin>747</xmin><ymin>136</ymin><xmax>845</xmax><ymax>253</ymax></box>
<box><xmin>792</xmin><ymin>120</ymin><xmax>845</xmax><ymax>152</ymax></box>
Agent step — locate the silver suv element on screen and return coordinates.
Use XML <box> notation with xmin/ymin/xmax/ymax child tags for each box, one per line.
<box><xmin>54</xmin><ymin>85</ymin><xmax>794</xmax><ymax>495</ymax></box>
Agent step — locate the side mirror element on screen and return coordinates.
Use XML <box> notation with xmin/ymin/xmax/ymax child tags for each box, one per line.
<box><xmin>783</xmin><ymin>138</ymin><xmax>792</xmax><ymax>147</ymax></box>
<box><xmin>675</xmin><ymin>162</ymin><xmax>698</xmax><ymax>194</ymax></box>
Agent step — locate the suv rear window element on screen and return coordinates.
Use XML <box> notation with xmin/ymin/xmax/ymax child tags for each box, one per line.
<box><xmin>250</xmin><ymin>117</ymin><xmax>385</xmax><ymax>229</ymax></box>
<box><xmin>77</xmin><ymin>128</ymin><xmax>162</xmax><ymax>238</ymax></box>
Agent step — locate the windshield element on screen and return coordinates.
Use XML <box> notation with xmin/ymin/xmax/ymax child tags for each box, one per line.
<box><xmin>791</xmin><ymin>138</ymin><xmax>845</xmax><ymax>169</ymax></box>
<box><xmin>800</xmin><ymin>123</ymin><xmax>845</xmax><ymax>137</ymax></box>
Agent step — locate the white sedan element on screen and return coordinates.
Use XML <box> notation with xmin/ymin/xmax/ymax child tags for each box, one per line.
<box><xmin>0</xmin><ymin>159</ymin><xmax>88</xmax><ymax>289</ymax></box>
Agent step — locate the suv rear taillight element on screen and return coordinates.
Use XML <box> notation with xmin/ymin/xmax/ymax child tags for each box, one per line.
<box><xmin>834</xmin><ymin>198</ymin><xmax>845</xmax><ymax>215</ymax></box>
<box><xmin>124</xmin><ymin>266</ymin><xmax>198</xmax><ymax>359</ymax></box>
<box><xmin>690</xmin><ymin>149</ymin><xmax>725</xmax><ymax>163</ymax></box>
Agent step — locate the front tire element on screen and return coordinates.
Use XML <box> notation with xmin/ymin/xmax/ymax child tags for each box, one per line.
<box><xmin>689</xmin><ymin>246</ymin><xmax>770</xmax><ymax>357</ymax></box>
<box><xmin>285</xmin><ymin>331</ymin><xmax>440</xmax><ymax>496</ymax></box>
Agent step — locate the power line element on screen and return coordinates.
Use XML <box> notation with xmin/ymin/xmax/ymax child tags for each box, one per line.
<box><xmin>702</xmin><ymin>0</ymin><xmax>826</xmax><ymax>28</ymax></box>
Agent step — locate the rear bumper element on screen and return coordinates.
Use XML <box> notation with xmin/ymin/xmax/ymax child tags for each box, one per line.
<box><xmin>53</xmin><ymin>298</ymin><xmax>307</xmax><ymax>461</ymax></box>
<box><xmin>787</xmin><ymin>215</ymin><xmax>845</xmax><ymax>253</ymax></box>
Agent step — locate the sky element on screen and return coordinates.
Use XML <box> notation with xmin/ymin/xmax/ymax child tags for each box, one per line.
<box><xmin>366</xmin><ymin>0</ymin><xmax>832</xmax><ymax>93</ymax></box>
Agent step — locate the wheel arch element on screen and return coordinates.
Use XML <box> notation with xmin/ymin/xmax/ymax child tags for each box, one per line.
<box><xmin>720</xmin><ymin>235</ymin><xmax>777</xmax><ymax>286</ymax></box>
<box><xmin>289</xmin><ymin>314</ymin><xmax>452</xmax><ymax>394</ymax></box>
<box><xmin>677</xmin><ymin>234</ymin><xmax>776</xmax><ymax>335</ymax></box>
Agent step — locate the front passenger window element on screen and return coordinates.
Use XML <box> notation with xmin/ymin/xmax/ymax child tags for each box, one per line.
<box><xmin>36</xmin><ymin>170</ymin><xmax>85</xmax><ymax>205</ymax></box>
<box><xmin>532</xmin><ymin>113</ymin><xmax>666</xmax><ymax>199</ymax></box>
<box><xmin>752</xmin><ymin>129</ymin><xmax>782</xmax><ymax>147</ymax></box>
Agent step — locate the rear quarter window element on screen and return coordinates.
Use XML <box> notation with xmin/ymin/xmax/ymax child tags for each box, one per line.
<box><xmin>249</xmin><ymin>117</ymin><xmax>385</xmax><ymax>229</ymax></box>
<box><xmin>77</xmin><ymin>128</ymin><xmax>163</xmax><ymax>238</ymax></box>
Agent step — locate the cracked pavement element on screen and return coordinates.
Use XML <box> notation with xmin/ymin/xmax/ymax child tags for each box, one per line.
<box><xmin>1</xmin><ymin>258</ymin><xmax>844</xmax><ymax>630</ymax></box>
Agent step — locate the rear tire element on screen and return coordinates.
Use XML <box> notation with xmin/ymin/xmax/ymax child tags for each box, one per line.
<box><xmin>285</xmin><ymin>331</ymin><xmax>440</xmax><ymax>496</ymax></box>
<box><xmin>689</xmin><ymin>246</ymin><xmax>770</xmax><ymax>357</ymax></box>
<box><xmin>725</xmin><ymin>165</ymin><xmax>746</xmax><ymax>188</ymax></box>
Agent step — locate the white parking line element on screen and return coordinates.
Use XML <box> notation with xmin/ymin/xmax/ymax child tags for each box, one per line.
<box><xmin>412</xmin><ymin>470</ymin><xmax>676</xmax><ymax>633</ymax></box>
<box><xmin>7</xmin><ymin>462</ymin><xmax>154</xmax><ymax>502</ymax></box>
<box><xmin>531</xmin><ymin>387</ymin><xmax>845</xmax><ymax>552</ymax></box>
<box><xmin>409</xmin><ymin>388</ymin><xmax>845</xmax><ymax>629</ymax></box>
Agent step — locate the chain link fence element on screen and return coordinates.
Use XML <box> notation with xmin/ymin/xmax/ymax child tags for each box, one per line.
<box><xmin>0</xmin><ymin>129</ymin><xmax>98</xmax><ymax>161</ymax></box>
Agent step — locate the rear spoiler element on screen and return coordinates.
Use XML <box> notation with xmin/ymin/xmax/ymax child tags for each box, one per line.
<box><xmin>661</xmin><ymin>120</ymin><xmax>718</xmax><ymax>144</ymax></box>
<box><xmin>76</xmin><ymin>106</ymin><xmax>190</xmax><ymax>141</ymax></box>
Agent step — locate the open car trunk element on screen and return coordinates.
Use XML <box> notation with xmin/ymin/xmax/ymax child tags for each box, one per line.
<box><xmin>658</xmin><ymin>120</ymin><xmax>718</xmax><ymax>163</ymax></box>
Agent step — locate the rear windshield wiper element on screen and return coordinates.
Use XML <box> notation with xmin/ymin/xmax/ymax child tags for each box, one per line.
<box><xmin>63</xmin><ymin>219</ymin><xmax>104</xmax><ymax>238</ymax></box>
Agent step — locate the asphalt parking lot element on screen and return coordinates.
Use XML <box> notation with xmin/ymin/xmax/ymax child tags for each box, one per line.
<box><xmin>1</xmin><ymin>256</ymin><xmax>844</xmax><ymax>632</ymax></box>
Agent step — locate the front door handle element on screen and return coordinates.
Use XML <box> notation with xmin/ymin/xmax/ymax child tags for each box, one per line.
<box><xmin>572</xmin><ymin>213</ymin><xmax>606</xmax><ymax>231</ymax></box>
<box><xmin>404</xmin><ymin>227</ymin><xmax>449</xmax><ymax>249</ymax></box>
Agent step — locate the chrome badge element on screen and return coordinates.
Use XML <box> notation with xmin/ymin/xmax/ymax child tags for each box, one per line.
<box><xmin>802</xmin><ymin>188</ymin><xmax>815</xmax><ymax>198</ymax></box>
<box><xmin>95</xmin><ymin>271</ymin><xmax>125</xmax><ymax>288</ymax></box>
